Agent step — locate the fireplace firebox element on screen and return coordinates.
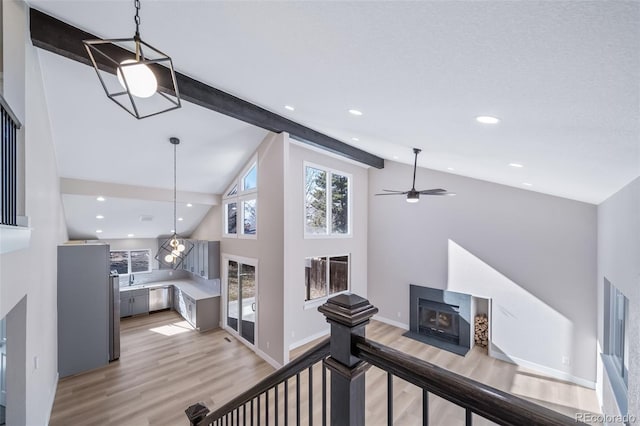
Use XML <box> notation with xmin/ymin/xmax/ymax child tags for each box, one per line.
<box><xmin>418</xmin><ymin>299</ymin><xmax>460</xmax><ymax>344</ymax></box>
<box><xmin>404</xmin><ymin>284</ymin><xmax>471</xmax><ymax>356</ymax></box>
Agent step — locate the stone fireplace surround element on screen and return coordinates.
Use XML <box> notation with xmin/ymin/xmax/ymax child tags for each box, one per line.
<box><xmin>404</xmin><ymin>284</ymin><xmax>472</xmax><ymax>356</ymax></box>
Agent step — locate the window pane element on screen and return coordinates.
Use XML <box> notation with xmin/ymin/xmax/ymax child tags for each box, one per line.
<box><xmin>329</xmin><ymin>256</ymin><xmax>349</xmax><ymax>294</ymax></box>
<box><xmin>227</xmin><ymin>184</ymin><xmax>238</xmax><ymax>196</ymax></box>
<box><xmin>243</xmin><ymin>199</ymin><xmax>257</xmax><ymax>235</ymax></box>
<box><xmin>243</xmin><ymin>164</ymin><xmax>257</xmax><ymax>191</ymax></box>
<box><xmin>331</xmin><ymin>173</ymin><xmax>349</xmax><ymax>234</ymax></box>
<box><xmin>305</xmin><ymin>167</ymin><xmax>327</xmax><ymax>234</ymax></box>
<box><xmin>130</xmin><ymin>250</ymin><xmax>151</xmax><ymax>273</ymax></box>
<box><xmin>110</xmin><ymin>251</ymin><xmax>129</xmax><ymax>275</ymax></box>
<box><xmin>227</xmin><ymin>260</ymin><xmax>239</xmax><ymax>331</ymax></box>
<box><xmin>305</xmin><ymin>257</ymin><xmax>327</xmax><ymax>301</ymax></box>
<box><xmin>227</xmin><ymin>203</ymin><xmax>237</xmax><ymax>234</ymax></box>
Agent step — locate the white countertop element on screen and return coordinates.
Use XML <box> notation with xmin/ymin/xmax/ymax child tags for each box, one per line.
<box><xmin>120</xmin><ymin>279</ymin><xmax>220</xmax><ymax>300</ymax></box>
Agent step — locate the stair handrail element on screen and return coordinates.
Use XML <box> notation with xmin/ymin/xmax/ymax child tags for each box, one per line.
<box><xmin>189</xmin><ymin>337</ymin><xmax>330</xmax><ymax>425</ymax></box>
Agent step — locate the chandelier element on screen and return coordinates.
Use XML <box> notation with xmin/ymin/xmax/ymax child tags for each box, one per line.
<box><xmin>83</xmin><ymin>0</ymin><xmax>181</xmax><ymax>119</ymax></box>
<box><xmin>156</xmin><ymin>137</ymin><xmax>193</xmax><ymax>268</ymax></box>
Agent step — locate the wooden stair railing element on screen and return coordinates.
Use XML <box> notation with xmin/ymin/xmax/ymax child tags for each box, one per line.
<box><xmin>187</xmin><ymin>293</ymin><xmax>586</xmax><ymax>426</ymax></box>
<box><xmin>186</xmin><ymin>338</ymin><xmax>330</xmax><ymax>426</ymax></box>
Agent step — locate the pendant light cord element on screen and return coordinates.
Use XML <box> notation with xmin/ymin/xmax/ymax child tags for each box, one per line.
<box><xmin>173</xmin><ymin>141</ymin><xmax>177</xmax><ymax>236</ymax></box>
<box><xmin>134</xmin><ymin>0</ymin><xmax>141</xmax><ymax>37</ymax></box>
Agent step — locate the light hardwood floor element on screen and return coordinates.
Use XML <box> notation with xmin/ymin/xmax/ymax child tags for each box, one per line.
<box><xmin>50</xmin><ymin>311</ymin><xmax>601</xmax><ymax>426</ymax></box>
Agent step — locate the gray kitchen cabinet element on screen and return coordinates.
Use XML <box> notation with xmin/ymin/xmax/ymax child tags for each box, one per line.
<box><xmin>192</xmin><ymin>241</ymin><xmax>220</xmax><ymax>279</ymax></box>
<box><xmin>120</xmin><ymin>288</ymin><xmax>149</xmax><ymax>317</ymax></box>
<box><xmin>171</xmin><ymin>285</ymin><xmax>219</xmax><ymax>331</ymax></box>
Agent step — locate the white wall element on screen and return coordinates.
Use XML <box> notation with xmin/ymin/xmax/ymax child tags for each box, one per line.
<box><xmin>283</xmin><ymin>142</ymin><xmax>369</xmax><ymax>357</ymax></box>
<box><xmin>0</xmin><ymin>2</ymin><xmax>68</xmax><ymax>424</ymax></box>
<box><xmin>190</xmin><ymin>206</ymin><xmax>222</xmax><ymax>241</ymax></box>
<box><xmin>221</xmin><ymin>132</ymin><xmax>285</xmax><ymax>365</ymax></box>
<box><xmin>596</xmin><ymin>177</ymin><xmax>639</xmax><ymax>419</ymax></box>
<box><xmin>368</xmin><ymin>160</ymin><xmax>597</xmax><ymax>384</ymax></box>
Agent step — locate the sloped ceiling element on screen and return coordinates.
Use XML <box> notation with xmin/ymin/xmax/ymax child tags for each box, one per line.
<box><xmin>29</xmin><ymin>1</ymin><xmax>640</xmax><ymax>241</ymax></box>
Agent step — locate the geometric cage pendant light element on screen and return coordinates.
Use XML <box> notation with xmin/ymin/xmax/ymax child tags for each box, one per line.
<box><xmin>83</xmin><ymin>0</ymin><xmax>181</xmax><ymax>119</ymax></box>
<box><xmin>155</xmin><ymin>137</ymin><xmax>193</xmax><ymax>269</ymax></box>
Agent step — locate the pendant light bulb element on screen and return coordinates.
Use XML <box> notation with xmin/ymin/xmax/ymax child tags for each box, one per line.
<box><xmin>169</xmin><ymin>237</ymin><xmax>179</xmax><ymax>248</ymax></box>
<box><xmin>117</xmin><ymin>59</ymin><xmax>158</xmax><ymax>98</ymax></box>
<box><xmin>164</xmin><ymin>254</ymin><xmax>174</xmax><ymax>263</ymax></box>
<box><xmin>177</xmin><ymin>243</ymin><xmax>185</xmax><ymax>252</ymax></box>
<box><xmin>171</xmin><ymin>249</ymin><xmax>180</xmax><ymax>257</ymax></box>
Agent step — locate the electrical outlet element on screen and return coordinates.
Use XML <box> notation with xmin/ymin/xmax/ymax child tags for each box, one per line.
<box><xmin>34</xmin><ymin>356</ymin><xmax>39</xmax><ymax>370</ymax></box>
<box><xmin>397</xmin><ymin>311</ymin><xmax>401</xmax><ymax>318</ymax></box>
<box><xmin>291</xmin><ymin>331</ymin><xmax>295</xmax><ymax>338</ymax></box>
<box><xmin>169</xmin><ymin>271</ymin><xmax>173</xmax><ymax>276</ymax></box>
<box><xmin>266</xmin><ymin>341</ymin><xmax>270</xmax><ymax>349</ymax></box>
<box><xmin>562</xmin><ymin>356</ymin><xmax>570</xmax><ymax>365</ymax></box>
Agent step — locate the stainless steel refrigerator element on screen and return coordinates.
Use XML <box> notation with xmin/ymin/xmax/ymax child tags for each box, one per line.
<box><xmin>57</xmin><ymin>244</ymin><xmax>120</xmax><ymax>378</ymax></box>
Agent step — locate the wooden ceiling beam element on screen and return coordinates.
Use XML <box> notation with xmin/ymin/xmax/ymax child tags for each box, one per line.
<box><xmin>29</xmin><ymin>8</ymin><xmax>384</xmax><ymax>169</ymax></box>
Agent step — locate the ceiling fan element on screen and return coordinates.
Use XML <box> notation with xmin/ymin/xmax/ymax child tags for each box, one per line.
<box><xmin>375</xmin><ymin>148</ymin><xmax>456</xmax><ymax>203</ymax></box>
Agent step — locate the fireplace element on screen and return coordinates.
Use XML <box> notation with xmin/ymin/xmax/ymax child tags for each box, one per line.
<box><xmin>404</xmin><ymin>285</ymin><xmax>471</xmax><ymax>356</ymax></box>
<box><xmin>418</xmin><ymin>299</ymin><xmax>460</xmax><ymax>344</ymax></box>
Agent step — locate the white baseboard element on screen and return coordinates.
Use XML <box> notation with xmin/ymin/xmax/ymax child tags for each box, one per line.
<box><xmin>288</xmin><ymin>329</ymin><xmax>330</xmax><ymax>351</ymax></box>
<box><xmin>222</xmin><ymin>324</ymin><xmax>282</xmax><ymax>369</ymax></box>
<box><xmin>45</xmin><ymin>372</ymin><xmax>59</xmax><ymax>425</ymax></box>
<box><xmin>373</xmin><ymin>315</ymin><xmax>409</xmax><ymax>330</ymax></box>
<box><xmin>490</xmin><ymin>351</ymin><xmax>596</xmax><ymax>389</ymax></box>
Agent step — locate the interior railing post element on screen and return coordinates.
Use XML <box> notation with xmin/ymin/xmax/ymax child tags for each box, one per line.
<box><xmin>318</xmin><ymin>293</ymin><xmax>378</xmax><ymax>426</ymax></box>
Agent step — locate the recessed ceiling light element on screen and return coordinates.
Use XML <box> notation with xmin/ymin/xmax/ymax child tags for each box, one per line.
<box><xmin>476</xmin><ymin>115</ymin><xmax>500</xmax><ymax>124</ymax></box>
<box><xmin>186</xmin><ymin>203</ymin><xmax>193</xmax><ymax>207</ymax></box>
<box><xmin>351</xmin><ymin>137</ymin><xmax>360</xmax><ymax>142</ymax></box>
<box><xmin>447</xmin><ymin>167</ymin><xmax>455</xmax><ymax>171</ymax></box>
<box><xmin>392</xmin><ymin>155</ymin><xmax>399</xmax><ymax>160</ymax></box>
<box><xmin>96</xmin><ymin>215</ymin><xmax>104</xmax><ymax>219</ymax></box>
<box><xmin>178</xmin><ymin>217</ymin><xmax>183</xmax><ymax>221</ymax></box>
<box><xmin>127</xmin><ymin>233</ymin><xmax>135</xmax><ymax>237</ymax></box>
<box><xmin>96</xmin><ymin>196</ymin><xmax>105</xmax><ymax>202</ymax></box>
<box><xmin>170</xmin><ymin>229</ymin><xmax>175</xmax><ymax>233</ymax></box>
<box><xmin>509</xmin><ymin>163</ymin><xmax>524</xmax><ymax>168</ymax></box>
<box><xmin>284</xmin><ymin>105</ymin><xmax>295</xmax><ymax>111</ymax></box>
<box><xmin>96</xmin><ymin>229</ymin><xmax>103</xmax><ymax>234</ymax></box>
<box><xmin>348</xmin><ymin>109</ymin><xmax>363</xmax><ymax>116</ymax></box>
<box><xmin>522</xmin><ymin>182</ymin><xmax>533</xmax><ymax>187</ymax></box>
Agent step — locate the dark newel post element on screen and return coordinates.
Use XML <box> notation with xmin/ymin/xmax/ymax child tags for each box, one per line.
<box><xmin>185</xmin><ymin>402</ymin><xmax>210</xmax><ymax>426</ymax></box>
<box><xmin>318</xmin><ymin>293</ymin><xmax>379</xmax><ymax>426</ymax></box>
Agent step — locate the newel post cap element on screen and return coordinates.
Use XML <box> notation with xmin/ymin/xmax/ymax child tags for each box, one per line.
<box><xmin>318</xmin><ymin>293</ymin><xmax>378</xmax><ymax>328</ymax></box>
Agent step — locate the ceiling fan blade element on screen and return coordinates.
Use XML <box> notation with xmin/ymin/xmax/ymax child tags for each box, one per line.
<box><xmin>417</xmin><ymin>188</ymin><xmax>447</xmax><ymax>194</ymax></box>
<box><xmin>428</xmin><ymin>192</ymin><xmax>456</xmax><ymax>196</ymax></box>
<box><xmin>381</xmin><ymin>189</ymin><xmax>405</xmax><ymax>193</ymax></box>
<box><xmin>374</xmin><ymin>192</ymin><xmax>408</xmax><ymax>196</ymax></box>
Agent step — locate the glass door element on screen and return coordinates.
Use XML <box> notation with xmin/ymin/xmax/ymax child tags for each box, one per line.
<box><xmin>240</xmin><ymin>264</ymin><xmax>256</xmax><ymax>344</ymax></box>
<box><xmin>227</xmin><ymin>260</ymin><xmax>239</xmax><ymax>332</ymax></box>
<box><xmin>225</xmin><ymin>258</ymin><xmax>257</xmax><ymax>345</ymax></box>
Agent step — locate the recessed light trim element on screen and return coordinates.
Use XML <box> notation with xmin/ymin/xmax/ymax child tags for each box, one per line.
<box><xmin>96</xmin><ymin>229</ymin><xmax>103</xmax><ymax>234</ymax></box>
<box><xmin>284</xmin><ymin>105</ymin><xmax>295</xmax><ymax>111</ymax></box>
<box><xmin>351</xmin><ymin>137</ymin><xmax>360</xmax><ymax>142</ymax></box>
<box><xmin>447</xmin><ymin>167</ymin><xmax>455</xmax><ymax>171</ymax></box>
<box><xmin>96</xmin><ymin>196</ymin><xmax>105</xmax><ymax>202</ymax></box>
<box><xmin>476</xmin><ymin>115</ymin><xmax>500</xmax><ymax>124</ymax></box>
<box><xmin>348</xmin><ymin>109</ymin><xmax>363</xmax><ymax>116</ymax></box>
<box><xmin>186</xmin><ymin>203</ymin><xmax>193</xmax><ymax>207</ymax></box>
<box><xmin>96</xmin><ymin>215</ymin><xmax>104</xmax><ymax>219</ymax></box>
<box><xmin>178</xmin><ymin>217</ymin><xmax>184</xmax><ymax>221</ymax></box>
<box><xmin>509</xmin><ymin>163</ymin><xmax>524</xmax><ymax>168</ymax></box>
<box><xmin>522</xmin><ymin>182</ymin><xmax>533</xmax><ymax>187</ymax></box>
<box><xmin>127</xmin><ymin>233</ymin><xmax>135</xmax><ymax>237</ymax></box>
<box><xmin>392</xmin><ymin>155</ymin><xmax>399</xmax><ymax>160</ymax></box>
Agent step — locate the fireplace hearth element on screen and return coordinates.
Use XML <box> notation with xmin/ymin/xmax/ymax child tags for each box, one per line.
<box><xmin>404</xmin><ymin>285</ymin><xmax>471</xmax><ymax>356</ymax></box>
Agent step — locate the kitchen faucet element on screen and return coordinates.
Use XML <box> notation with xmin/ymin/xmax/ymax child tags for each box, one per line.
<box><xmin>129</xmin><ymin>274</ymin><xmax>135</xmax><ymax>286</ymax></box>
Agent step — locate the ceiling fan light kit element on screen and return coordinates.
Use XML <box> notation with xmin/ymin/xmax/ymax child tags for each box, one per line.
<box><xmin>375</xmin><ymin>148</ymin><xmax>456</xmax><ymax>203</ymax></box>
<box><xmin>155</xmin><ymin>137</ymin><xmax>193</xmax><ymax>269</ymax></box>
<box><xmin>83</xmin><ymin>0</ymin><xmax>181</xmax><ymax>119</ymax></box>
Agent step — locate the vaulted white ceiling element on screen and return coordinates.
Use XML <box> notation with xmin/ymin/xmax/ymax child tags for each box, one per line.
<box><xmin>30</xmin><ymin>1</ymin><xmax>640</xmax><ymax>240</ymax></box>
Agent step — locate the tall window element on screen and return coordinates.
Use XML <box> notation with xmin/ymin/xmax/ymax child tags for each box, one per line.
<box><xmin>305</xmin><ymin>164</ymin><xmax>350</xmax><ymax>237</ymax></box>
<box><xmin>606</xmin><ymin>279</ymin><xmax>629</xmax><ymax>386</ymax></box>
<box><xmin>110</xmin><ymin>249</ymin><xmax>152</xmax><ymax>275</ymax></box>
<box><xmin>224</xmin><ymin>159</ymin><xmax>258</xmax><ymax>238</ymax></box>
<box><xmin>305</xmin><ymin>255</ymin><xmax>349</xmax><ymax>302</ymax></box>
